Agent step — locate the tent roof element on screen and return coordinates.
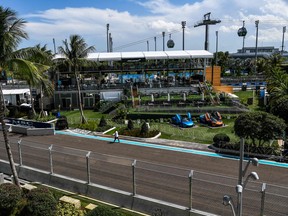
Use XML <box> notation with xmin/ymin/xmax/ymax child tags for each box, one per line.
<box><xmin>2</xmin><ymin>89</ymin><xmax>30</xmax><ymax>95</ymax></box>
<box><xmin>54</xmin><ymin>50</ymin><xmax>213</xmax><ymax>62</ymax></box>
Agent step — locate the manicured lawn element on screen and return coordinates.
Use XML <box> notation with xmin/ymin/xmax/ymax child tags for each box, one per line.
<box><xmin>57</xmin><ymin>90</ymin><xmax>260</xmax><ymax>144</ymax></box>
<box><xmin>60</xmin><ymin>109</ymin><xmax>238</xmax><ymax>144</ymax></box>
<box><xmin>151</xmin><ymin>118</ymin><xmax>238</xmax><ymax>144</ymax></box>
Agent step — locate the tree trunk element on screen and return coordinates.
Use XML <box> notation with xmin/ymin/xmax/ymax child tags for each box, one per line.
<box><xmin>75</xmin><ymin>71</ymin><xmax>87</xmax><ymax>124</ymax></box>
<box><xmin>39</xmin><ymin>85</ymin><xmax>45</xmax><ymax>118</ymax></box>
<box><xmin>29</xmin><ymin>86</ymin><xmax>36</xmax><ymax>117</ymax></box>
<box><xmin>0</xmin><ymin>85</ymin><xmax>20</xmax><ymax>187</ymax></box>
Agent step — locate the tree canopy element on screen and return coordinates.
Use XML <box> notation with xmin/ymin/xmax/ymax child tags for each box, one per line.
<box><xmin>234</xmin><ymin>111</ymin><xmax>286</xmax><ymax>146</ymax></box>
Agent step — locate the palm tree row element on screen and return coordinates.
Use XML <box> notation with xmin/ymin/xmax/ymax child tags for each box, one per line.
<box><xmin>0</xmin><ymin>6</ymin><xmax>95</xmax><ymax>186</ymax></box>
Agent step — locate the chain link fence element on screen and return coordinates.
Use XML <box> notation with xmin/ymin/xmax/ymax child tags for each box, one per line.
<box><xmin>0</xmin><ymin>138</ymin><xmax>287</xmax><ymax>216</ymax></box>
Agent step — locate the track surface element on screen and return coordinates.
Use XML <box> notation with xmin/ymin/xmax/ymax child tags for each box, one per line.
<box><xmin>0</xmin><ymin>133</ymin><xmax>287</xmax><ymax>216</ymax></box>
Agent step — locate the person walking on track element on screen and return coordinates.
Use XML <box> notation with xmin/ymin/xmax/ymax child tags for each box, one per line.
<box><xmin>113</xmin><ymin>130</ymin><xmax>120</xmax><ymax>143</ymax></box>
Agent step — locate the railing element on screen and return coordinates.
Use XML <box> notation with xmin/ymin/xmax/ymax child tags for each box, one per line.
<box><xmin>0</xmin><ymin>138</ymin><xmax>287</xmax><ymax>216</ymax></box>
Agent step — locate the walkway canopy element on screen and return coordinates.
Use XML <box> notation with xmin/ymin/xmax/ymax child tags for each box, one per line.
<box><xmin>55</xmin><ymin>50</ymin><xmax>213</xmax><ymax>62</ymax></box>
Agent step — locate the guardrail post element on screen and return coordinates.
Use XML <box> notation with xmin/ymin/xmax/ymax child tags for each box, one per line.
<box><xmin>17</xmin><ymin>139</ymin><xmax>22</xmax><ymax>166</ymax></box>
<box><xmin>86</xmin><ymin>151</ymin><xmax>91</xmax><ymax>184</ymax></box>
<box><xmin>189</xmin><ymin>170</ymin><xmax>194</xmax><ymax>210</ymax></box>
<box><xmin>260</xmin><ymin>183</ymin><xmax>266</xmax><ymax>216</ymax></box>
<box><xmin>48</xmin><ymin>145</ymin><xmax>53</xmax><ymax>174</ymax></box>
<box><xmin>132</xmin><ymin>160</ymin><xmax>137</xmax><ymax>196</ymax></box>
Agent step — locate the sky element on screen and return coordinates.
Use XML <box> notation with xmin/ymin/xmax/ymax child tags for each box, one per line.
<box><xmin>2</xmin><ymin>0</ymin><xmax>288</xmax><ymax>54</ymax></box>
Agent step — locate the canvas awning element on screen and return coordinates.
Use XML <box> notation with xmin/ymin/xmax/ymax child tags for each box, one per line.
<box><xmin>2</xmin><ymin>89</ymin><xmax>30</xmax><ymax>95</ymax></box>
<box><xmin>54</xmin><ymin>50</ymin><xmax>213</xmax><ymax>62</ymax></box>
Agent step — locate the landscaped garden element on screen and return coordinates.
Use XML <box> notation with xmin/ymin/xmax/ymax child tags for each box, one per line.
<box><xmin>51</xmin><ymin>88</ymin><xmax>287</xmax><ymax>161</ymax></box>
<box><xmin>0</xmin><ymin>182</ymin><xmax>143</xmax><ymax>216</ymax></box>
<box><xmin>57</xmin><ymin>90</ymin><xmax>255</xmax><ymax>144</ymax></box>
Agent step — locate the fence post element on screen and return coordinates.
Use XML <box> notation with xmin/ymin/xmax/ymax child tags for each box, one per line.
<box><xmin>86</xmin><ymin>151</ymin><xmax>91</xmax><ymax>184</ymax></box>
<box><xmin>18</xmin><ymin>139</ymin><xmax>22</xmax><ymax>166</ymax></box>
<box><xmin>132</xmin><ymin>160</ymin><xmax>137</xmax><ymax>196</ymax></box>
<box><xmin>189</xmin><ymin>170</ymin><xmax>194</xmax><ymax>210</ymax></box>
<box><xmin>48</xmin><ymin>145</ymin><xmax>53</xmax><ymax>174</ymax></box>
<box><xmin>260</xmin><ymin>183</ymin><xmax>266</xmax><ymax>216</ymax></box>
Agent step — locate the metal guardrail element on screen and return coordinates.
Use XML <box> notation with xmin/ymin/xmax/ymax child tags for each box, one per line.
<box><xmin>0</xmin><ymin>138</ymin><xmax>287</xmax><ymax>216</ymax></box>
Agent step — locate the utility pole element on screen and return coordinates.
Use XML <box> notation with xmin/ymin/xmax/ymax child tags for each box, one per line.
<box><xmin>281</xmin><ymin>26</ymin><xmax>286</xmax><ymax>54</ymax></box>
<box><xmin>53</xmin><ymin>38</ymin><xmax>56</xmax><ymax>54</ymax></box>
<box><xmin>109</xmin><ymin>33</ymin><xmax>113</xmax><ymax>52</ymax></box>
<box><xmin>147</xmin><ymin>40</ymin><xmax>149</xmax><ymax>51</ymax></box>
<box><xmin>106</xmin><ymin>23</ymin><xmax>110</xmax><ymax>52</ymax></box>
<box><xmin>194</xmin><ymin>12</ymin><xmax>221</xmax><ymax>51</ymax></box>
<box><xmin>162</xmin><ymin>32</ymin><xmax>165</xmax><ymax>51</ymax></box>
<box><xmin>255</xmin><ymin>20</ymin><xmax>259</xmax><ymax>74</ymax></box>
<box><xmin>182</xmin><ymin>21</ymin><xmax>186</xmax><ymax>50</ymax></box>
<box><xmin>215</xmin><ymin>31</ymin><xmax>218</xmax><ymax>65</ymax></box>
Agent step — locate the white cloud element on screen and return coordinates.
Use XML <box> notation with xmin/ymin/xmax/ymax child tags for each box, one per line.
<box><xmin>18</xmin><ymin>0</ymin><xmax>288</xmax><ymax>53</ymax></box>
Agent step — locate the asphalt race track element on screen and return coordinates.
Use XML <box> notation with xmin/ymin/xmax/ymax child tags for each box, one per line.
<box><xmin>0</xmin><ymin>132</ymin><xmax>287</xmax><ymax>216</ymax></box>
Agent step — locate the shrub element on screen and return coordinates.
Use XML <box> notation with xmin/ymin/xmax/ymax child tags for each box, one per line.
<box><xmin>77</xmin><ymin>121</ymin><xmax>98</xmax><ymax>131</ymax></box>
<box><xmin>23</xmin><ymin>187</ymin><xmax>57</xmax><ymax>216</ymax></box>
<box><xmin>0</xmin><ymin>183</ymin><xmax>23</xmax><ymax>215</ymax></box>
<box><xmin>56</xmin><ymin>202</ymin><xmax>86</xmax><ymax>216</ymax></box>
<box><xmin>127</xmin><ymin>119</ymin><xmax>134</xmax><ymax>130</ymax></box>
<box><xmin>86</xmin><ymin>205</ymin><xmax>124</xmax><ymax>216</ymax></box>
<box><xmin>284</xmin><ymin>140</ymin><xmax>288</xmax><ymax>150</ymax></box>
<box><xmin>98</xmin><ymin>116</ymin><xmax>107</xmax><ymax>127</ymax></box>
<box><xmin>95</xmin><ymin>125</ymin><xmax>112</xmax><ymax>132</ymax></box>
<box><xmin>140</xmin><ymin>122</ymin><xmax>149</xmax><ymax>136</ymax></box>
<box><xmin>213</xmin><ymin>133</ymin><xmax>230</xmax><ymax>144</ymax></box>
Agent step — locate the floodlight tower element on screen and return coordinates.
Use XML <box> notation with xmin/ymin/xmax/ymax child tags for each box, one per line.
<box><xmin>194</xmin><ymin>12</ymin><xmax>221</xmax><ymax>51</ymax></box>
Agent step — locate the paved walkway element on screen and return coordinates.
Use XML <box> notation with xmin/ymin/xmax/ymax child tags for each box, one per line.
<box><xmin>66</xmin><ymin>128</ymin><xmax>212</xmax><ymax>152</ymax></box>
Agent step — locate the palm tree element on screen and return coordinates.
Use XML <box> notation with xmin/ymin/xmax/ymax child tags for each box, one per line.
<box><xmin>267</xmin><ymin>68</ymin><xmax>288</xmax><ymax>103</ymax></box>
<box><xmin>17</xmin><ymin>44</ymin><xmax>54</xmax><ymax>117</ymax></box>
<box><xmin>0</xmin><ymin>6</ymin><xmax>31</xmax><ymax>187</ymax></box>
<box><xmin>0</xmin><ymin>6</ymin><xmax>46</xmax><ymax>187</ymax></box>
<box><xmin>216</xmin><ymin>51</ymin><xmax>230</xmax><ymax>75</ymax></box>
<box><xmin>58</xmin><ymin>35</ymin><xmax>95</xmax><ymax>124</ymax></box>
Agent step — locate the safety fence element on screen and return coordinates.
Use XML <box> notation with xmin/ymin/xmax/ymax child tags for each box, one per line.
<box><xmin>0</xmin><ymin>138</ymin><xmax>287</xmax><ymax>216</ymax></box>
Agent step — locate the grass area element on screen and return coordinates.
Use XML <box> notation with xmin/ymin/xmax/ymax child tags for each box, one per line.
<box><xmin>57</xmin><ymin>90</ymin><xmax>260</xmax><ymax>144</ymax></box>
<box><xmin>59</xmin><ymin>109</ymin><xmax>238</xmax><ymax>144</ymax></box>
<box><xmin>234</xmin><ymin>90</ymin><xmax>260</xmax><ymax>111</ymax></box>
<box><xmin>151</xmin><ymin>118</ymin><xmax>238</xmax><ymax>144</ymax></box>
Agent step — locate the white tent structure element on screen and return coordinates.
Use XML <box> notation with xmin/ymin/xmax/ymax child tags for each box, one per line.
<box><xmin>2</xmin><ymin>89</ymin><xmax>30</xmax><ymax>105</ymax></box>
<box><xmin>54</xmin><ymin>50</ymin><xmax>213</xmax><ymax>61</ymax></box>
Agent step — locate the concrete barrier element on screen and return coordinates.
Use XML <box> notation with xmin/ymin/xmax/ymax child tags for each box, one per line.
<box><xmin>0</xmin><ymin>123</ymin><xmax>55</xmax><ymax>136</ymax></box>
<box><xmin>0</xmin><ymin>160</ymin><xmax>217</xmax><ymax>216</ymax></box>
<box><xmin>27</xmin><ymin>128</ymin><xmax>55</xmax><ymax>136</ymax></box>
<box><xmin>11</xmin><ymin>125</ymin><xmax>28</xmax><ymax>134</ymax></box>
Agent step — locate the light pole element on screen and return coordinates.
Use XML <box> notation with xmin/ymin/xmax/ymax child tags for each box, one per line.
<box><xmin>215</xmin><ymin>31</ymin><xmax>218</xmax><ymax>65</ymax></box>
<box><xmin>223</xmin><ymin>170</ymin><xmax>259</xmax><ymax>216</ymax></box>
<box><xmin>223</xmin><ymin>195</ymin><xmax>236</xmax><ymax>216</ymax></box>
<box><xmin>147</xmin><ymin>40</ymin><xmax>149</xmax><ymax>51</ymax></box>
<box><xmin>106</xmin><ymin>23</ymin><xmax>110</xmax><ymax>53</ymax></box>
<box><xmin>237</xmin><ymin>21</ymin><xmax>247</xmax><ymax>53</ymax></box>
<box><xmin>53</xmin><ymin>38</ymin><xmax>56</xmax><ymax>54</ymax></box>
<box><xmin>154</xmin><ymin>36</ymin><xmax>157</xmax><ymax>51</ymax></box>
<box><xmin>236</xmin><ymin>138</ymin><xmax>259</xmax><ymax>216</ymax></box>
<box><xmin>255</xmin><ymin>20</ymin><xmax>259</xmax><ymax>74</ymax></box>
<box><xmin>281</xmin><ymin>26</ymin><xmax>286</xmax><ymax>54</ymax></box>
<box><xmin>162</xmin><ymin>32</ymin><xmax>165</xmax><ymax>51</ymax></box>
<box><xmin>182</xmin><ymin>21</ymin><xmax>186</xmax><ymax>50</ymax></box>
